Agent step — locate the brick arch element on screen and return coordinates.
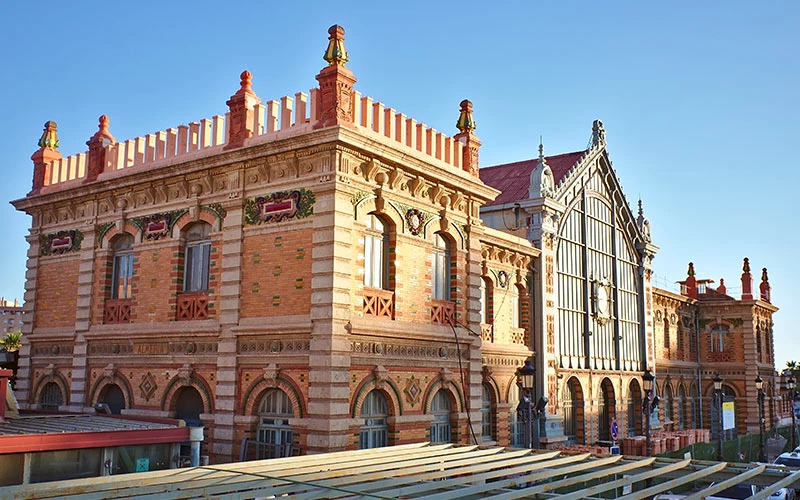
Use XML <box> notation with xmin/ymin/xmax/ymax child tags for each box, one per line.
<box><xmin>563</xmin><ymin>375</ymin><xmax>586</xmax><ymax>444</ymax></box>
<box><xmin>161</xmin><ymin>374</ymin><xmax>214</xmax><ymax>415</ymax></box>
<box><xmin>172</xmin><ymin>210</ymin><xmax>219</xmax><ymax>237</ymax></box>
<box><xmin>87</xmin><ymin>373</ymin><xmax>134</xmax><ymax>409</ymax></box>
<box><xmin>351</xmin><ymin>376</ymin><xmax>403</xmax><ymax>418</ymax></box>
<box><xmin>99</xmin><ymin>223</ymin><xmax>140</xmax><ymax>249</ymax></box>
<box><xmin>241</xmin><ymin>376</ymin><xmax>305</xmax><ymax>418</ymax></box>
<box><xmin>482</xmin><ymin>374</ymin><xmax>501</xmax><ymax>404</ymax></box>
<box><xmin>504</xmin><ymin>375</ymin><xmax>521</xmax><ymax>404</ymax></box>
<box><xmin>355</xmin><ymin>197</ymin><xmax>404</xmax><ymax>231</ymax></box>
<box><xmin>422</xmin><ymin>378</ymin><xmax>465</xmax><ymax>414</ymax></box>
<box><xmin>31</xmin><ymin>370</ymin><xmax>70</xmax><ymax>408</ymax></box>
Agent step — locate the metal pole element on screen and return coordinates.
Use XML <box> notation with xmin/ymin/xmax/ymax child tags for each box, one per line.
<box><xmin>644</xmin><ymin>394</ymin><xmax>652</xmax><ymax>457</ymax></box>
<box><xmin>792</xmin><ymin>389</ymin><xmax>797</xmax><ymax>451</ymax></box>
<box><xmin>526</xmin><ymin>393</ymin><xmax>533</xmax><ymax>449</ymax></box>
<box><xmin>716</xmin><ymin>391</ymin><xmax>723</xmax><ymax>461</ymax></box>
<box><xmin>758</xmin><ymin>389</ymin><xmax>766</xmax><ymax>462</ymax></box>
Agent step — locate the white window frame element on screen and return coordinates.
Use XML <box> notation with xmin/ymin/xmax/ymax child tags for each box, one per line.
<box><xmin>184</xmin><ymin>224</ymin><xmax>211</xmax><ymax>292</ymax></box>
<box><xmin>111</xmin><ymin>235</ymin><xmax>134</xmax><ymax>299</ymax></box>
<box><xmin>364</xmin><ymin>215</ymin><xmax>389</xmax><ymax>290</ymax></box>
<box><xmin>432</xmin><ymin>234</ymin><xmax>451</xmax><ymax>301</ymax></box>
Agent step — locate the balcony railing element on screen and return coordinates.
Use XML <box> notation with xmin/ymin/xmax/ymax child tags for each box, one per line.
<box><xmin>480</xmin><ymin>323</ymin><xmax>493</xmax><ymax>343</ymax></box>
<box><xmin>362</xmin><ymin>288</ymin><xmax>394</xmax><ymax>320</ymax></box>
<box><xmin>177</xmin><ymin>292</ymin><xmax>209</xmax><ymax>321</ymax></box>
<box><xmin>431</xmin><ymin>299</ymin><xmax>455</xmax><ymax>326</ymax></box>
<box><xmin>510</xmin><ymin>327</ymin><xmax>526</xmax><ymax>345</ymax></box>
<box><xmin>103</xmin><ymin>299</ymin><xmax>132</xmax><ymax>324</ymax></box>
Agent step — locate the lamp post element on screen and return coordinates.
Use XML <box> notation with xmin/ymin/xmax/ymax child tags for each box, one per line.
<box><xmin>756</xmin><ymin>375</ymin><xmax>766</xmax><ymax>462</ymax></box>
<box><xmin>788</xmin><ymin>375</ymin><xmax>797</xmax><ymax>451</ymax></box>
<box><xmin>714</xmin><ymin>373</ymin><xmax>723</xmax><ymax>462</ymax></box>
<box><xmin>642</xmin><ymin>368</ymin><xmax>655</xmax><ymax>457</ymax></box>
<box><xmin>516</xmin><ymin>360</ymin><xmax>547</xmax><ymax>449</ymax></box>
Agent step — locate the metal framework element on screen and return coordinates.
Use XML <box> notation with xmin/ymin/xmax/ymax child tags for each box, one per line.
<box><xmin>7</xmin><ymin>443</ymin><xmax>800</xmax><ymax>499</ymax></box>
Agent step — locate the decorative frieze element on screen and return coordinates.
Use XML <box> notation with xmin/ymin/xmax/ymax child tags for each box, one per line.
<box><xmin>244</xmin><ymin>189</ymin><xmax>316</xmax><ymax>225</ymax></box>
<box><xmin>40</xmin><ymin>229</ymin><xmax>83</xmax><ymax>256</ymax></box>
<box><xmin>130</xmin><ymin>209</ymin><xmax>188</xmax><ymax>240</ymax></box>
<box><xmin>87</xmin><ymin>340</ymin><xmax>218</xmax><ymax>356</ymax></box>
<box><xmin>350</xmin><ymin>340</ymin><xmax>465</xmax><ymax>360</ymax></box>
<box><xmin>238</xmin><ymin>339</ymin><xmax>310</xmax><ymax>354</ymax></box>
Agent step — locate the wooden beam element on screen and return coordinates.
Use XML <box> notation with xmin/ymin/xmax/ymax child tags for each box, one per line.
<box><xmin>682</xmin><ymin>465</ymin><xmax>766</xmax><ymax>500</ymax></box>
<box><xmin>616</xmin><ymin>461</ymin><xmax>728</xmax><ymax>500</ymax></box>
<box><xmin>748</xmin><ymin>470</ymin><xmax>800</xmax><ymax>500</ymax></box>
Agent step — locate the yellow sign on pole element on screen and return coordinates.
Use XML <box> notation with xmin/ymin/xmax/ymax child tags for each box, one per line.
<box><xmin>722</xmin><ymin>401</ymin><xmax>735</xmax><ymax>430</ymax></box>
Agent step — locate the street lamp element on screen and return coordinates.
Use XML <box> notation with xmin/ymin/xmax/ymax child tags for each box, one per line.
<box><xmin>756</xmin><ymin>375</ymin><xmax>766</xmax><ymax>462</ymax></box>
<box><xmin>788</xmin><ymin>375</ymin><xmax>797</xmax><ymax>450</ymax></box>
<box><xmin>516</xmin><ymin>360</ymin><xmax>547</xmax><ymax>449</ymax></box>
<box><xmin>714</xmin><ymin>373</ymin><xmax>723</xmax><ymax>461</ymax></box>
<box><xmin>642</xmin><ymin>368</ymin><xmax>655</xmax><ymax>457</ymax></box>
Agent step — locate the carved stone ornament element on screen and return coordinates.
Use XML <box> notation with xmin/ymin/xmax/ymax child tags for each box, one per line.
<box><xmin>373</xmin><ymin>365</ymin><xmax>388</xmax><ymax>389</ymax></box>
<box><xmin>405</xmin><ymin>208</ymin><xmax>425</xmax><ymax>236</ymax></box>
<box><xmin>40</xmin><ymin>229</ymin><xmax>84</xmax><ymax>256</ymax></box>
<box><xmin>592</xmin><ymin>278</ymin><xmax>613</xmax><ymax>326</ymax></box>
<box><xmin>497</xmin><ymin>270</ymin><xmax>510</xmax><ymax>288</ymax></box>
<box><xmin>139</xmin><ymin>372</ymin><xmax>158</xmax><ymax>401</ymax></box>
<box><xmin>103</xmin><ymin>363</ymin><xmax>117</xmax><ymax>380</ymax></box>
<box><xmin>404</xmin><ymin>376</ymin><xmax>421</xmax><ymax>406</ymax></box>
<box><xmin>440</xmin><ymin>367</ymin><xmax>453</xmax><ymax>384</ymax></box>
<box><xmin>177</xmin><ymin>363</ymin><xmax>194</xmax><ymax>382</ymax></box>
<box><xmin>244</xmin><ymin>188</ymin><xmax>316</xmax><ymax>225</ymax></box>
<box><xmin>263</xmin><ymin>363</ymin><xmax>280</xmax><ymax>388</ymax></box>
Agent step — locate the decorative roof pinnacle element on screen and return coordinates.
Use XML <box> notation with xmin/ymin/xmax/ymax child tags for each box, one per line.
<box><xmin>687</xmin><ymin>262</ymin><xmax>695</xmax><ymax>277</ymax></box>
<box><xmin>455</xmin><ymin>99</ymin><xmax>476</xmax><ymax>133</ymax></box>
<box><xmin>743</xmin><ymin>257</ymin><xmax>750</xmax><ymax>273</ymax></box>
<box><xmin>538</xmin><ymin>136</ymin><xmax>544</xmax><ymax>160</ymax></box>
<box><xmin>638</xmin><ymin>198</ymin><xmax>644</xmax><ymax>218</ymax></box>
<box><xmin>762</xmin><ymin>267</ymin><xmax>769</xmax><ymax>282</ymax></box>
<box><xmin>591</xmin><ymin>119</ymin><xmax>606</xmax><ymax>147</ymax></box>
<box><xmin>37</xmin><ymin>120</ymin><xmax>59</xmax><ymax>151</ymax></box>
<box><xmin>239</xmin><ymin>70</ymin><xmax>253</xmax><ymax>92</ymax></box>
<box><xmin>323</xmin><ymin>25</ymin><xmax>349</xmax><ymax>66</ymax></box>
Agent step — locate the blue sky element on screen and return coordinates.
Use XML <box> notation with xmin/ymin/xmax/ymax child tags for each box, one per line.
<box><xmin>1</xmin><ymin>2</ymin><xmax>797</xmax><ymax>369</ymax></box>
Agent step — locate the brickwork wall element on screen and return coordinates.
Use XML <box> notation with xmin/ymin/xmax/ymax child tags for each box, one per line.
<box><xmin>240</xmin><ymin>229</ymin><xmax>313</xmax><ymax>318</ymax></box>
<box><xmin>35</xmin><ymin>258</ymin><xmax>79</xmax><ymax>328</ymax></box>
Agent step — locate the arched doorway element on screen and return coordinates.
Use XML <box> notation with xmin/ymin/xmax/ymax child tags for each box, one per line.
<box><xmin>663</xmin><ymin>383</ymin><xmax>674</xmax><ymax>426</ymax></box>
<box><xmin>359</xmin><ymin>390</ymin><xmax>388</xmax><ymax>449</ymax></box>
<box><xmin>508</xmin><ymin>384</ymin><xmax>524</xmax><ymax>447</ymax></box>
<box><xmin>598</xmin><ymin>378</ymin><xmax>616</xmax><ymax>442</ymax></box>
<box><xmin>430</xmin><ymin>389</ymin><xmax>453</xmax><ymax>443</ymax></box>
<box><xmin>175</xmin><ymin>386</ymin><xmax>204</xmax><ymax>427</ymax></box>
<box><xmin>677</xmin><ymin>385</ymin><xmax>687</xmax><ymax>430</ymax></box>
<box><xmin>563</xmin><ymin>377</ymin><xmax>585</xmax><ymax>444</ymax></box>
<box><xmin>480</xmin><ymin>383</ymin><xmax>495</xmax><ymax>442</ymax></box>
<box><xmin>39</xmin><ymin>382</ymin><xmax>63</xmax><ymax>411</ymax></box>
<box><xmin>710</xmin><ymin>384</ymin><xmax>738</xmax><ymax>439</ymax></box>
<box><xmin>99</xmin><ymin>384</ymin><xmax>126</xmax><ymax>415</ymax></box>
<box><xmin>627</xmin><ymin>379</ymin><xmax>642</xmax><ymax>437</ymax></box>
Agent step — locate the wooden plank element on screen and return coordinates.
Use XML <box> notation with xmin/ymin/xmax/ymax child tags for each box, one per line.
<box><xmin>540</xmin><ymin>458</ymin><xmax>690</xmax><ymax>500</ymax></box>
<box><xmin>409</xmin><ymin>454</ymin><xmax>617</xmax><ymax>500</ymax></box>
<box><xmin>616</xmin><ymin>461</ymin><xmax>729</xmax><ymax>500</ymax></box>
<box><xmin>749</xmin><ymin>469</ymin><xmax>800</xmax><ymax>500</ymax></box>
<box><xmin>290</xmin><ymin>449</ymin><xmax>554</xmax><ymax>500</ymax></box>
<box><xmin>682</xmin><ymin>464</ymin><xmax>766</xmax><ymax>500</ymax></box>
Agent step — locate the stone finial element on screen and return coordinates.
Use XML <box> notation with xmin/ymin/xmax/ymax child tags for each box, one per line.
<box><xmin>454</xmin><ymin>99</ymin><xmax>481</xmax><ymax>177</ymax></box>
<box><xmin>529</xmin><ymin>138</ymin><xmax>555</xmax><ymax>199</ymax></box>
<box><xmin>760</xmin><ymin>267</ymin><xmax>771</xmax><ymax>303</ymax></box>
<box><xmin>591</xmin><ymin>119</ymin><xmax>606</xmax><ymax>147</ymax></box>
<box><xmin>717</xmin><ymin>278</ymin><xmax>727</xmax><ymax>295</ymax></box>
<box><xmin>30</xmin><ymin>120</ymin><xmax>63</xmax><ymax>194</ymax></box>
<box><xmin>85</xmin><ymin>115</ymin><xmax>116</xmax><ymax>183</ymax></box>
<box><xmin>225</xmin><ymin>69</ymin><xmax>262</xmax><ymax>149</ymax></box>
<box><xmin>455</xmin><ymin>100</ymin><xmax>476</xmax><ymax>133</ymax></box>
<box><xmin>37</xmin><ymin>120</ymin><xmax>59</xmax><ymax>150</ymax></box>
<box><xmin>638</xmin><ymin>199</ymin><xmax>644</xmax><ymax>218</ymax></box>
<box><xmin>687</xmin><ymin>262</ymin><xmax>695</xmax><ymax>277</ymax></box>
<box><xmin>323</xmin><ymin>25</ymin><xmax>349</xmax><ymax>66</ymax></box>
<box><xmin>684</xmin><ymin>262</ymin><xmax>697</xmax><ymax>299</ymax></box>
<box><xmin>741</xmin><ymin>257</ymin><xmax>753</xmax><ymax>300</ymax></box>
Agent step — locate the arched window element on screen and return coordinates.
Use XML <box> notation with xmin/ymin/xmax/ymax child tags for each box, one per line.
<box><xmin>364</xmin><ymin>215</ymin><xmax>389</xmax><ymax>290</ymax></box>
<box><xmin>663</xmin><ymin>313</ymin><xmax>670</xmax><ymax>351</ymax></box>
<box><xmin>627</xmin><ymin>379</ymin><xmax>642</xmax><ymax>437</ymax></box>
<box><xmin>175</xmin><ymin>387</ymin><xmax>204</xmax><ymax>427</ymax></box>
<box><xmin>111</xmin><ymin>234</ymin><xmax>134</xmax><ymax>299</ymax></box>
<box><xmin>481</xmin><ymin>383</ymin><xmax>494</xmax><ymax>442</ymax></box>
<box><xmin>432</xmin><ymin>234</ymin><xmax>451</xmax><ymax>301</ymax></box>
<box><xmin>564</xmin><ymin>378</ymin><xmax>584</xmax><ymax>444</ymax></box>
<box><xmin>677</xmin><ymin>385</ymin><xmax>686</xmax><ymax>430</ymax></box>
<box><xmin>508</xmin><ymin>385</ymin><xmax>525</xmax><ymax>447</ymax></box>
<box><xmin>756</xmin><ymin>326</ymin><xmax>763</xmax><ymax>363</ymax></box>
<box><xmin>256</xmin><ymin>389</ymin><xmax>294</xmax><ymax>458</ymax></box>
<box><xmin>479</xmin><ymin>277</ymin><xmax>490</xmax><ymax>324</ymax></box>
<box><xmin>99</xmin><ymin>384</ymin><xmax>126</xmax><ymax>415</ymax></box>
<box><xmin>664</xmin><ymin>384</ymin><xmax>674</xmax><ymax>423</ymax></box>
<box><xmin>690</xmin><ymin>383</ymin><xmax>699</xmax><ymax>429</ymax></box>
<box><xmin>359</xmin><ymin>390</ymin><xmax>388</xmax><ymax>449</ymax></box>
<box><xmin>183</xmin><ymin>222</ymin><xmax>211</xmax><ymax>292</ymax></box>
<box><xmin>430</xmin><ymin>389</ymin><xmax>452</xmax><ymax>443</ymax></box>
<box><xmin>39</xmin><ymin>382</ymin><xmax>63</xmax><ymax>411</ymax></box>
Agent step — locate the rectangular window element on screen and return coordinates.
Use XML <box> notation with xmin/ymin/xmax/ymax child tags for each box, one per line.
<box><xmin>364</xmin><ymin>234</ymin><xmax>386</xmax><ymax>289</ymax></box>
<box><xmin>432</xmin><ymin>251</ymin><xmax>450</xmax><ymax>300</ymax></box>
<box><xmin>184</xmin><ymin>242</ymin><xmax>210</xmax><ymax>292</ymax></box>
<box><xmin>112</xmin><ymin>253</ymin><xmax>134</xmax><ymax>299</ymax></box>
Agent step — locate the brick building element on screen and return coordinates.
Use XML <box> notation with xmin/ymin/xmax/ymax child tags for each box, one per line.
<box><xmin>10</xmin><ymin>26</ymin><xmax>777</xmax><ymax>462</ymax></box>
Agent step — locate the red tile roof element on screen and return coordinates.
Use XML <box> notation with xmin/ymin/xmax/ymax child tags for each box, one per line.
<box><xmin>479</xmin><ymin>151</ymin><xmax>587</xmax><ymax>206</ymax></box>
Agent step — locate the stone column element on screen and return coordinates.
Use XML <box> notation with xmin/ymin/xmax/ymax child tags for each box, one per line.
<box><xmin>15</xmin><ymin>232</ymin><xmax>42</xmax><ymax>407</ymax></box>
<box><xmin>306</xmin><ymin>162</ymin><xmax>357</xmax><ymax>453</ymax></box>
<box><xmin>465</xmin><ymin>222</ymin><xmax>486</xmax><ymax>443</ymax></box>
<box><xmin>69</xmin><ymin>223</ymin><xmax>97</xmax><ymax>412</ymax></box>
<box><xmin>213</xmin><ymin>199</ymin><xmax>244</xmax><ymax>461</ymax></box>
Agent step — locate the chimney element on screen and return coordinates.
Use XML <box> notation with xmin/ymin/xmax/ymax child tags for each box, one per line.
<box><xmin>684</xmin><ymin>262</ymin><xmax>698</xmax><ymax>299</ymax></box>
<box><xmin>84</xmin><ymin>115</ymin><xmax>115</xmax><ymax>183</ymax></box>
<box><xmin>30</xmin><ymin>121</ymin><xmax>62</xmax><ymax>195</ymax></box>
<box><xmin>224</xmin><ymin>70</ymin><xmax>262</xmax><ymax>150</ymax></box>
<box><xmin>314</xmin><ymin>25</ymin><xmax>357</xmax><ymax>129</ymax></box>
<box><xmin>760</xmin><ymin>267</ymin><xmax>771</xmax><ymax>303</ymax></box>
<box><xmin>741</xmin><ymin>257</ymin><xmax>753</xmax><ymax>300</ymax></box>
<box><xmin>453</xmin><ymin>100</ymin><xmax>481</xmax><ymax>177</ymax></box>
